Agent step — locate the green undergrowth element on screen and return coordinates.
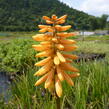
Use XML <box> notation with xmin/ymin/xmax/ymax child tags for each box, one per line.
<box><xmin>0</xmin><ymin>38</ymin><xmax>39</xmax><ymax>74</ymax></box>
<box><xmin>0</xmin><ymin>32</ymin><xmax>37</xmax><ymax>37</ymax></box>
<box><xmin>1</xmin><ymin>58</ymin><xmax>109</xmax><ymax>109</ymax></box>
<box><xmin>82</xmin><ymin>35</ymin><xmax>109</xmax><ymax>41</ymax></box>
<box><xmin>77</xmin><ymin>41</ymin><xmax>109</xmax><ymax>54</ymax></box>
<box><xmin>0</xmin><ymin>36</ymin><xmax>109</xmax><ymax>108</ymax></box>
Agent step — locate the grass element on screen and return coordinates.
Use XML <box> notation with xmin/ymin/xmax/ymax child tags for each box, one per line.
<box><xmin>1</xmin><ymin>57</ymin><xmax>109</xmax><ymax>109</ymax></box>
<box><xmin>81</xmin><ymin>35</ymin><xmax>109</xmax><ymax>41</ymax></box>
<box><xmin>0</xmin><ymin>31</ymin><xmax>37</xmax><ymax>42</ymax></box>
<box><xmin>0</xmin><ymin>33</ymin><xmax>109</xmax><ymax>109</ymax></box>
<box><xmin>77</xmin><ymin>41</ymin><xmax>109</xmax><ymax>54</ymax></box>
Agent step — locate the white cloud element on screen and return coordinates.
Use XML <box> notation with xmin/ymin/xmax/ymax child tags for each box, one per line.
<box><xmin>79</xmin><ymin>0</ymin><xmax>109</xmax><ymax>16</ymax></box>
<box><xmin>60</xmin><ymin>0</ymin><xmax>109</xmax><ymax>16</ymax></box>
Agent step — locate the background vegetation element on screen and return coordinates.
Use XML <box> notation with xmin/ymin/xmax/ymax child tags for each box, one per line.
<box><xmin>0</xmin><ymin>34</ymin><xmax>109</xmax><ymax>109</ymax></box>
<box><xmin>0</xmin><ymin>0</ymin><xmax>109</xmax><ymax>31</ymax></box>
<box><xmin>0</xmin><ymin>0</ymin><xmax>109</xmax><ymax>108</ymax></box>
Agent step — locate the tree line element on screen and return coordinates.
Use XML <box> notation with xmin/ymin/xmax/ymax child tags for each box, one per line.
<box><xmin>0</xmin><ymin>0</ymin><xmax>109</xmax><ymax>31</ymax></box>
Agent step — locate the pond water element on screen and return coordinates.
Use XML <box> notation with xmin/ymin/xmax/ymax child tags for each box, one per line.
<box><xmin>0</xmin><ymin>33</ymin><xmax>11</xmax><ymax>37</ymax></box>
<box><xmin>0</xmin><ymin>72</ymin><xmax>11</xmax><ymax>102</ymax></box>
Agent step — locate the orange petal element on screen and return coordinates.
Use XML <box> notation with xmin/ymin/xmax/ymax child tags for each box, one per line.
<box><xmin>56</xmin><ymin>44</ymin><xmax>64</xmax><ymax>50</ymax></box>
<box><xmin>32</xmin><ymin>34</ymin><xmax>52</xmax><ymax>41</ymax></box>
<box><xmin>34</xmin><ymin>60</ymin><xmax>53</xmax><ymax>76</ymax></box>
<box><xmin>56</xmin><ymin>32</ymin><xmax>76</xmax><ymax>38</ymax></box>
<box><xmin>57</xmin><ymin>52</ymin><xmax>66</xmax><ymax>62</ymax></box>
<box><xmin>52</xmin><ymin>14</ymin><xmax>57</xmax><ymax>20</ymax></box>
<box><xmin>56</xmin><ymin>20</ymin><xmax>65</xmax><ymax>24</ymax></box>
<box><xmin>54</xmin><ymin>56</ymin><xmax>60</xmax><ymax>65</ymax></box>
<box><xmin>55</xmin><ymin>75</ymin><xmax>62</xmax><ymax>97</ymax></box>
<box><xmin>55</xmin><ymin>25</ymin><xmax>71</xmax><ymax>31</ymax></box>
<box><xmin>38</xmin><ymin>25</ymin><xmax>51</xmax><ymax>29</ymax></box>
<box><xmin>62</xmin><ymin>71</ymin><xmax>74</xmax><ymax>86</ymax></box>
<box><xmin>40</xmin><ymin>41</ymin><xmax>52</xmax><ymax>45</ymax></box>
<box><xmin>35</xmin><ymin>49</ymin><xmax>53</xmax><ymax>57</ymax></box>
<box><xmin>34</xmin><ymin>57</ymin><xmax>51</xmax><ymax>66</ymax></box>
<box><xmin>32</xmin><ymin>34</ymin><xmax>44</xmax><ymax>41</ymax></box>
<box><xmin>60</xmin><ymin>39</ymin><xmax>76</xmax><ymax>45</ymax></box>
<box><xmin>63</xmin><ymin>45</ymin><xmax>78</xmax><ymax>51</ymax></box>
<box><xmin>42</xmin><ymin>16</ymin><xmax>51</xmax><ymax>21</ymax></box>
<box><xmin>48</xmin><ymin>81</ymin><xmax>55</xmax><ymax>93</ymax></box>
<box><xmin>46</xmin><ymin>20</ymin><xmax>54</xmax><ymax>24</ymax></box>
<box><xmin>52</xmin><ymin>38</ymin><xmax>58</xmax><ymax>43</ymax></box>
<box><xmin>66</xmin><ymin>59</ymin><xmax>72</xmax><ymax>63</ymax></box>
<box><xmin>32</xmin><ymin>44</ymin><xmax>51</xmax><ymax>51</ymax></box>
<box><xmin>69</xmin><ymin>73</ymin><xmax>80</xmax><ymax>78</ymax></box>
<box><xmin>60</xmin><ymin>63</ymin><xmax>79</xmax><ymax>72</ymax></box>
<box><xmin>45</xmin><ymin>69</ymin><xmax>54</xmax><ymax>88</ymax></box>
<box><xmin>47</xmin><ymin>28</ymin><xmax>54</xmax><ymax>32</ymax></box>
<box><xmin>63</xmin><ymin>54</ymin><xmax>78</xmax><ymax>60</ymax></box>
<box><xmin>56</xmin><ymin>66</ymin><xmax>64</xmax><ymax>81</ymax></box>
<box><xmin>35</xmin><ymin>73</ymin><xmax>48</xmax><ymax>86</ymax></box>
<box><xmin>39</xmin><ymin>28</ymin><xmax>47</xmax><ymax>33</ymax></box>
<box><xmin>57</xmin><ymin>15</ymin><xmax>67</xmax><ymax>21</ymax></box>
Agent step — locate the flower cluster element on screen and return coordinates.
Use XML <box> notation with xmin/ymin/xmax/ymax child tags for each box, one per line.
<box><xmin>32</xmin><ymin>15</ymin><xmax>80</xmax><ymax>97</ymax></box>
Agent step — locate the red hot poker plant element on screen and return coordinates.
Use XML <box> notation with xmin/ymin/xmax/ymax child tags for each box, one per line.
<box><xmin>32</xmin><ymin>14</ymin><xmax>80</xmax><ymax>97</ymax></box>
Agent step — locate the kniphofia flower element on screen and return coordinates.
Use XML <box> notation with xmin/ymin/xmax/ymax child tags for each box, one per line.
<box><xmin>32</xmin><ymin>15</ymin><xmax>80</xmax><ymax>97</ymax></box>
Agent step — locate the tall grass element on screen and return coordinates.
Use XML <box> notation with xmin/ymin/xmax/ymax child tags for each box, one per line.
<box><xmin>3</xmin><ymin>58</ymin><xmax>108</xmax><ymax>109</ymax></box>
<box><xmin>77</xmin><ymin>41</ymin><xmax>109</xmax><ymax>54</ymax></box>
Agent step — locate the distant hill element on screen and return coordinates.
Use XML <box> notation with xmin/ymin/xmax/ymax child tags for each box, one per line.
<box><xmin>0</xmin><ymin>0</ymin><xmax>108</xmax><ymax>31</ymax></box>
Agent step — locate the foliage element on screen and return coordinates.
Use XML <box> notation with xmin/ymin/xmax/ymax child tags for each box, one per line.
<box><xmin>0</xmin><ymin>38</ymin><xmax>38</xmax><ymax>74</ymax></box>
<box><xmin>0</xmin><ymin>37</ymin><xmax>109</xmax><ymax>108</ymax></box>
<box><xmin>77</xmin><ymin>41</ymin><xmax>109</xmax><ymax>54</ymax></box>
<box><xmin>0</xmin><ymin>0</ymin><xmax>108</xmax><ymax>31</ymax></box>
<box><xmin>2</xmin><ymin>56</ymin><xmax>109</xmax><ymax>109</ymax></box>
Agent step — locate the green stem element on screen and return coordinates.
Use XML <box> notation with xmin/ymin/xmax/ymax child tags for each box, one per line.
<box><xmin>56</xmin><ymin>94</ymin><xmax>61</xmax><ymax>109</ymax></box>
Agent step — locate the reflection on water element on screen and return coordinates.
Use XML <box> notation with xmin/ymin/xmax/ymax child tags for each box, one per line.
<box><xmin>0</xmin><ymin>72</ymin><xmax>11</xmax><ymax>102</ymax></box>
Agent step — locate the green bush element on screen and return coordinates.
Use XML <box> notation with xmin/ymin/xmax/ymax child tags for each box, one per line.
<box><xmin>0</xmin><ymin>38</ymin><xmax>38</xmax><ymax>74</ymax></box>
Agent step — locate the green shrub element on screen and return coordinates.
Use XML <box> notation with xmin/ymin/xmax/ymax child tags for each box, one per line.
<box><xmin>0</xmin><ymin>38</ymin><xmax>38</xmax><ymax>74</ymax></box>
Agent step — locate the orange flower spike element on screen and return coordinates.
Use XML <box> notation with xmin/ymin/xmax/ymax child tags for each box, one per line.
<box><xmin>32</xmin><ymin>14</ymin><xmax>80</xmax><ymax>98</ymax></box>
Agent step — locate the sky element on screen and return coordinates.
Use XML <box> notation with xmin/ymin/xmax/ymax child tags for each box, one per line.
<box><xmin>59</xmin><ymin>0</ymin><xmax>109</xmax><ymax>17</ymax></box>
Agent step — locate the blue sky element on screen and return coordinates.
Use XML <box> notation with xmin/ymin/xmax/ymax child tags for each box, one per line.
<box><xmin>59</xmin><ymin>0</ymin><xmax>109</xmax><ymax>16</ymax></box>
